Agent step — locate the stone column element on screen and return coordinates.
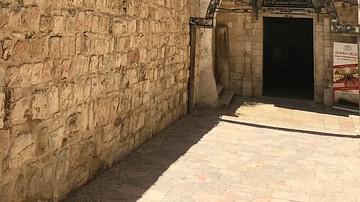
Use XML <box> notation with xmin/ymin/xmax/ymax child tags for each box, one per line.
<box><xmin>243</xmin><ymin>14</ymin><xmax>253</xmax><ymax>97</ymax></box>
<box><xmin>194</xmin><ymin>0</ymin><xmax>218</xmax><ymax>108</ymax></box>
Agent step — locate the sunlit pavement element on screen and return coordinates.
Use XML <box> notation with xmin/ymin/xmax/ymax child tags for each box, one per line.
<box><xmin>64</xmin><ymin>96</ymin><xmax>360</xmax><ymax>202</ymax></box>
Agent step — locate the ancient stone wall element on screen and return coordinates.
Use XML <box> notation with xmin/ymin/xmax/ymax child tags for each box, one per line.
<box><xmin>0</xmin><ymin>0</ymin><xmax>190</xmax><ymax>201</ymax></box>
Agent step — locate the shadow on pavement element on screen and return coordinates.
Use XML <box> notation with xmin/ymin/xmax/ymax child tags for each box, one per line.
<box><xmin>63</xmin><ymin>108</ymin><xmax>220</xmax><ymax>202</ymax></box>
<box><xmin>220</xmin><ymin>117</ymin><xmax>359</xmax><ymax>138</ymax></box>
<box><xmin>225</xmin><ymin>96</ymin><xmax>358</xmax><ymax>118</ymax></box>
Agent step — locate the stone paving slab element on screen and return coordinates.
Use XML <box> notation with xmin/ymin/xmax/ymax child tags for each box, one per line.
<box><xmin>64</xmin><ymin>97</ymin><xmax>360</xmax><ymax>202</ymax></box>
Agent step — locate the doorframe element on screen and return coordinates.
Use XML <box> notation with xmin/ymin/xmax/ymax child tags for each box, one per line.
<box><xmin>261</xmin><ymin>15</ymin><xmax>320</xmax><ymax>102</ymax></box>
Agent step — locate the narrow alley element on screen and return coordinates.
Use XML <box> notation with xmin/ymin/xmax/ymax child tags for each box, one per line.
<box><xmin>64</xmin><ymin>97</ymin><xmax>360</xmax><ymax>202</ymax></box>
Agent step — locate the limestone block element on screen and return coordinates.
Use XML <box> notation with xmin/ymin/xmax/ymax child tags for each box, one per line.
<box><xmin>41</xmin><ymin>60</ymin><xmax>52</xmax><ymax>82</ymax></box>
<box><xmin>0</xmin><ymin>183</ymin><xmax>10</xmax><ymax>202</ymax></box>
<box><xmin>70</xmin><ymin>55</ymin><xmax>84</xmax><ymax>76</ymax></box>
<box><xmin>29</xmin><ymin>63</ymin><xmax>43</xmax><ymax>85</ymax></box>
<box><xmin>9</xmin><ymin>133</ymin><xmax>35</xmax><ymax>168</ymax></box>
<box><xmin>27</xmin><ymin>164</ymin><xmax>54</xmax><ymax>200</ymax></box>
<box><xmin>49</xmin><ymin>127</ymin><xmax>65</xmax><ymax>150</ymax></box>
<box><xmin>73</xmin><ymin>78</ymin><xmax>90</xmax><ymax>104</ymax></box>
<box><xmin>10</xmin><ymin>96</ymin><xmax>31</xmax><ymax>125</ymax></box>
<box><xmin>29</xmin><ymin>6</ymin><xmax>40</xmax><ymax>32</ymax></box>
<box><xmin>65</xmin><ymin>0</ymin><xmax>83</xmax><ymax>7</ymax></box>
<box><xmin>1</xmin><ymin>38</ymin><xmax>13</xmax><ymax>61</ymax></box>
<box><xmin>55</xmin><ymin>149</ymin><xmax>69</xmax><ymax>180</ymax></box>
<box><xmin>0</xmin><ymin>130</ymin><xmax>10</xmax><ymax>160</ymax></box>
<box><xmin>133</xmin><ymin>108</ymin><xmax>145</xmax><ymax>133</ymax></box>
<box><xmin>29</xmin><ymin>37</ymin><xmax>47</xmax><ymax>60</ymax></box>
<box><xmin>60</xmin><ymin>37</ymin><xmax>76</xmax><ymax>58</ymax></box>
<box><xmin>243</xmin><ymin>74</ymin><xmax>252</xmax><ymax>97</ymax></box>
<box><xmin>128</xmin><ymin>68</ymin><xmax>139</xmax><ymax>85</ymax></box>
<box><xmin>32</xmin><ymin>91</ymin><xmax>48</xmax><ymax>120</ymax></box>
<box><xmin>8</xmin><ymin>9</ymin><xmax>21</xmax><ymax>31</ymax></box>
<box><xmin>91</xmin><ymin>15</ymin><xmax>100</xmax><ymax>33</ymax></box>
<box><xmin>79</xmin><ymin>138</ymin><xmax>95</xmax><ymax>165</ymax></box>
<box><xmin>128</xmin><ymin>49</ymin><xmax>140</xmax><ymax>64</ymax></box>
<box><xmin>90</xmin><ymin>75</ymin><xmax>106</xmax><ymax>99</ymax></box>
<box><xmin>110</xmin><ymin>96</ymin><xmax>120</xmax><ymax>121</ymax></box>
<box><xmin>12</xmin><ymin>174</ymin><xmax>26</xmax><ymax>201</ymax></box>
<box><xmin>94</xmin><ymin>37</ymin><xmax>110</xmax><ymax>55</ymax></box>
<box><xmin>74</xmin><ymin>12</ymin><xmax>85</xmax><ymax>32</ymax></box>
<box><xmin>60</xmin><ymin>82</ymin><xmax>73</xmax><ymax>110</ymax></box>
<box><xmin>12</xmin><ymin>40</ymin><xmax>31</xmax><ymax>61</ymax></box>
<box><xmin>15</xmin><ymin>64</ymin><xmax>32</xmax><ymax>88</ymax></box>
<box><xmin>0</xmin><ymin>91</ymin><xmax>4</xmax><ymax>129</ymax></box>
<box><xmin>53</xmin><ymin>15</ymin><xmax>65</xmax><ymax>34</ymax></box>
<box><xmin>64</xmin><ymin>15</ymin><xmax>75</xmax><ymax>34</ymax></box>
<box><xmin>128</xmin><ymin>20</ymin><xmax>137</xmax><ymax>33</ymax></box>
<box><xmin>49</xmin><ymin>36</ymin><xmax>61</xmax><ymax>58</ymax></box>
<box><xmin>119</xmin><ymin>89</ymin><xmax>131</xmax><ymax>115</ymax></box>
<box><xmin>60</xmin><ymin>59</ymin><xmax>71</xmax><ymax>79</ymax></box>
<box><xmin>35</xmin><ymin>127</ymin><xmax>48</xmax><ymax>157</ymax></box>
<box><xmin>112</xmin><ymin>20</ymin><xmax>126</xmax><ymax>35</ymax></box>
<box><xmin>230</xmin><ymin>72</ymin><xmax>242</xmax><ymax>80</ymax></box>
<box><xmin>89</xmin><ymin>55</ymin><xmax>99</xmax><ymax>74</ymax></box>
<box><xmin>40</xmin><ymin>15</ymin><xmax>53</xmax><ymax>33</ymax></box>
<box><xmin>75</xmin><ymin>33</ymin><xmax>93</xmax><ymax>54</ymax></box>
<box><xmin>47</xmin><ymin>86</ymin><xmax>59</xmax><ymax>115</ymax></box>
<box><xmin>0</xmin><ymin>8</ymin><xmax>10</xmax><ymax>30</ymax></box>
<box><xmin>94</xmin><ymin>99</ymin><xmax>110</xmax><ymax>127</ymax></box>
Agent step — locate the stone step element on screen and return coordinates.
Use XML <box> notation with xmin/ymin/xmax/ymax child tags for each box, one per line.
<box><xmin>219</xmin><ymin>90</ymin><xmax>235</xmax><ymax>107</ymax></box>
<box><xmin>216</xmin><ymin>84</ymin><xmax>224</xmax><ymax>96</ymax></box>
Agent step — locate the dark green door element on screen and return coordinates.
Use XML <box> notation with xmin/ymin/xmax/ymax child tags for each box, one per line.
<box><xmin>263</xmin><ymin>17</ymin><xmax>314</xmax><ymax>100</ymax></box>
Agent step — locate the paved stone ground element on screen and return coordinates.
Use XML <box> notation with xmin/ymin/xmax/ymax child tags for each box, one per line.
<box><xmin>64</xmin><ymin>97</ymin><xmax>360</xmax><ymax>202</ymax></box>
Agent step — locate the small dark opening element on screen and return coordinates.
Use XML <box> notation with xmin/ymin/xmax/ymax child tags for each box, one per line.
<box><xmin>263</xmin><ymin>17</ymin><xmax>314</xmax><ymax>100</ymax></box>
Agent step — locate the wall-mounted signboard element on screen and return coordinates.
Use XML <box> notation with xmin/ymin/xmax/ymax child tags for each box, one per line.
<box><xmin>333</xmin><ymin>42</ymin><xmax>359</xmax><ymax>109</ymax></box>
<box><xmin>263</xmin><ymin>0</ymin><xmax>313</xmax><ymax>8</ymax></box>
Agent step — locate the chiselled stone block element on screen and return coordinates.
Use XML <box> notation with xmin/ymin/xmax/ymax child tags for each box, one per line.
<box><xmin>9</xmin><ymin>133</ymin><xmax>35</xmax><ymax>168</ymax></box>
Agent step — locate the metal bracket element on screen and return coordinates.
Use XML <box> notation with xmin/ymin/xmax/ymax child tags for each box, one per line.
<box><xmin>189</xmin><ymin>0</ymin><xmax>220</xmax><ymax>27</ymax></box>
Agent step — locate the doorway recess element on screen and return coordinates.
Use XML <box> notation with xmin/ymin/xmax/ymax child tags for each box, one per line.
<box><xmin>263</xmin><ymin>17</ymin><xmax>314</xmax><ymax>100</ymax></box>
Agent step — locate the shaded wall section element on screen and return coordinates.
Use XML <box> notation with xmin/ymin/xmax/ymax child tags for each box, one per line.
<box><xmin>0</xmin><ymin>0</ymin><xmax>190</xmax><ymax>201</ymax></box>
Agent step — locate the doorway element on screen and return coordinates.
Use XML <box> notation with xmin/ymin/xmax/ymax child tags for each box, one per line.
<box><xmin>263</xmin><ymin>17</ymin><xmax>314</xmax><ymax>100</ymax></box>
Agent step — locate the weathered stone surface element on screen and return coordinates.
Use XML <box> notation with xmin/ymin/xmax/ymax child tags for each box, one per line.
<box><xmin>49</xmin><ymin>127</ymin><xmax>65</xmax><ymax>150</ymax></box>
<box><xmin>27</xmin><ymin>164</ymin><xmax>54</xmax><ymax>200</ymax></box>
<box><xmin>55</xmin><ymin>149</ymin><xmax>69</xmax><ymax>181</ymax></box>
<box><xmin>10</xmin><ymin>96</ymin><xmax>31</xmax><ymax>125</ymax></box>
<box><xmin>0</xmin><ymin>91</ymin><xmax>5</xmax><ymax>129</ymax></box>
<box><xmin>12</xmin><ymin>41</ymin><xmax>30</xmax><ymax>61</ymax></box>
<box><xmin>0</xmin><ymin>183</ymin><xmax>10</xmax><ymax>202</ymax></box>
<box><xmin>0</xmin><ymin>130</ymin><xmax>10</xmax><ymax>160</ymax></box>
<box><xmin>0</xmin><ymin>0</ymin><xmax>190</xmax><ymax>201</ymax></box>
<box><xmin>12</xmin><ymin>174</ymin><xmax>26</xmax><ymax>201</ymax></box>
<box><xmin>32</xmin><ymin>92</ymin><xmax>48</xmax><ymax>120</ymax></box>
<box><xmin>9</xmin><ymin>133</ymin><xmax>35</xmax><ymax>168</ymax></box>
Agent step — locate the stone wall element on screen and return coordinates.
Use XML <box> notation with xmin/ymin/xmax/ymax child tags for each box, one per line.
<box><xmin>0</xmin><ymin>0</ymin><xmax>190</xmax><ymax>201</ymax></box>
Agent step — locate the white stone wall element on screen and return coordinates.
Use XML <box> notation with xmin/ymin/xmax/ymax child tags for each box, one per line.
<box><xmin>0</xmin><ymin>0</ymin><xmax>190</xmax><ymax>201</ymax></box>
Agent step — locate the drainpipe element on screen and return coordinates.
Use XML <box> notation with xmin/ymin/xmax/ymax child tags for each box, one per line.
<box><xmin>188</xmin><ymin>25</ymin><xmax>196</xmax><ymax>113</ymax></box>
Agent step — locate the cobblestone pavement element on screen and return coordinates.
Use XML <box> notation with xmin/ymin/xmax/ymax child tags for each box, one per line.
<box><xmin>64</xmin><ymin>97</ymin><xmax>360</xmax><ymax>202</ymax></box>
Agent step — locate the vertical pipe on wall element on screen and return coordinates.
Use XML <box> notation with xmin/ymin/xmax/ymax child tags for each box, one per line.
<box><xmin>188</xmin><ymin>25</ymin><xmax>197</xmax><ymax>113</ymax></box>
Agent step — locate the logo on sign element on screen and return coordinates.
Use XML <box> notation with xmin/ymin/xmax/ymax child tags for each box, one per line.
<box><xmin>343</xmin><ymin>45</ymin><xmax>352</xmax><ymax>51</ymax></box>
